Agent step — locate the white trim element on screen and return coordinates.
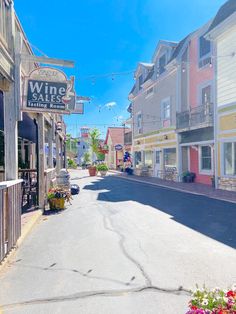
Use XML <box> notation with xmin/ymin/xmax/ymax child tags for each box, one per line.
<box><xmin>197</xmin><ymin>80</ymin><xmax>213</xmax><ymax>105</ymax></box>
<box><xmin>187</xmin><ymin>146</ymin><xmax>190</xmax><ymax>171</ymax></box>
<box><xmin>206</xmin><ymin>12</ymin><xmax>236</xmax><ymax>41</ymax></box>
<box><xmin>161</xmin><ymin>97</ymin><xmax>171</xmax><ymax>126</ymax></box>
<box><xmin>134</xmin><ymin>129</ymin><xmax>176</xmax><ymax>141</ymax></box>
<box><xmin>217</xmin><ymin>102</ymin><xmax>236</xmax><ymax>111</ymax></box>
<box><xmin>220</xmin><ymin>141</ymin><xmax>236</xmax><ymax>178</ymax></box>
<box><xmin>0</xmin><ymin>179</ymin><xmax>23</xmax><ymax>188</ymax></box>
<box><xmin>198</xmin><ymin>33</ymin><xmax>212</xmax><ymax>69</ymax></box>
<box><xmin>219</xmin><ymin>129</ymin><xmax>236</xmax><ymax>135</ymax></box>
<box><xmin>198</xmin><ymin>144</ymin><xmax>213</xmax><ymax>175</ymax></box>
<box><xmin>219</xmin><ymin>137</ymin><xmax>236</xmax><ymax>143</ymax></box>
<box><xmin>180</xmin><ymin>140</ymin><xmax>214</xmax><ymax>147</ymax></box>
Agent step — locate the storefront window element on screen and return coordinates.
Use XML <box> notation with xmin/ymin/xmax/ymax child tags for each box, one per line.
<box><xmin>200</xmin><ymin>145</ymin><xmax>212</xmax><ymax>171</ymax></box>
<box><xmin>134</xmin><ymin>151</ymin><xmax>142</xmax><ymax>167</ymax></box>
<box><xmin>224</xmin><ymin>142</ymin><xmax>236</xmax><ymax>176</ymax></box>
<box><xmin>164</xmin><ymin>148</ymin><xmax>176</xmax><ymax>168</ymax></box>
<box><xmin>144</xmin><ymin>151</ymin><xmax>153</xmax><ymax>167</ymax></box>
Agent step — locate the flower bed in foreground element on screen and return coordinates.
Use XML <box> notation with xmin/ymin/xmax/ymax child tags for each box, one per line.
<box><xmin>186</xmin><ymin>285</ymin><xmax>236</xmax><ymax>314</ymax></box>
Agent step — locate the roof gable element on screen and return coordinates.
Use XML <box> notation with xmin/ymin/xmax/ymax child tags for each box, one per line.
<box><xmin>104</xmin><ymin>127</ymin><xmax>129</xmax><ymax>145</ymax></box>
<box><xmin>152</xmin><ymin>40</ymin><xmax>178</xmax><ymax>63</ymax></box>
<box><xmin>208</xmin><ymin>0</ymin><xmax>236</xmax><ymax>32</ymax></box>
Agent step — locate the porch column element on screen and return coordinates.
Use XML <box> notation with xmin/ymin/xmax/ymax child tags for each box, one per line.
<box><xmin>177</xmin><ymin>134</ymin><xmax>182</xmax><ymax>180</ymax></box>
<box><xmin>56</xmin><ymin>133</ymin><xmax>61</xmax><ymax>173</ymax></box>
<box><xmin>21</xmin><ymin>139</ymin><xmax>25</xmax><ymax>165</ymax></box>
<box><xmin>64</xmin><ymin>140</ymin><xmax>68</xmax><ymax>168</ymax></box>
<box><xmin>38</xmin><ymin>113</ymin><xmax>45</xmax><ymax>209</ymax></box>
<box><xmin>4</xmin><ymin>84</ymin><xmax>18</xmax><ymax>180</ymax></box>
<box><xmin>48</xmin><ymin>125</ymin><xmax>54</xmax><ymax>169</ymax></box>
<box><xmin>60</xmin><ymin>138</ymin><xmax>64</xmax><ymax>168</ymax></box>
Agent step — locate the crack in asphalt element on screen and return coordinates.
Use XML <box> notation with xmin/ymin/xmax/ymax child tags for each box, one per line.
<box><xmin>96</xmin><ymin>179</ymin><xmax>152</xmax><ymax>286</ymax></box>
<box><xmin>12</xmin><ymin>263</ymin><xmax>131</xmax><ymax>287</ymax></box>
<box><xmin>1</xmin><ymin>285</ymin><xmax>190</xmax><ymax>310</ymax></box>
<box><xmin>101</xmin><ymin>212</ymin><xmax>152</xmax><ymax>286</ymax></box>
<box><xmin>1</xmin><ymin>175</ymin><xmax>192</xmax><ymax>311</ymax></box>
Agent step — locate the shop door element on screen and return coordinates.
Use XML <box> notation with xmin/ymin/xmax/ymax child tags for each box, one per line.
<box><xmin>154</xmin><ymin>150</ymin><xmax>162</xmax><ymax>177</ymax></box>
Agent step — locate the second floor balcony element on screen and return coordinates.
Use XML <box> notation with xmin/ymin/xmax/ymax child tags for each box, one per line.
<box><xmin>176</xmin><ymin>103</ymin><xmax>214</xmax><ymax>131</ymax></box>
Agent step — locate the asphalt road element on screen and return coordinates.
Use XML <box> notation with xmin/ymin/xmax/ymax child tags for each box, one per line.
<box><xmin>0</xmin><ymin>170</ymin><xmax>236</xmax><ymax>314</ymax></box>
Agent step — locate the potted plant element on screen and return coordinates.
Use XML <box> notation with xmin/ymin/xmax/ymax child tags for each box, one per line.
<box><xmin>97</xmin><ymin>163</ymin><xmax>109</xmax><ymax>176</ymax></box>
<box><xmin>47</xmin><ymin>187</ymin><xmax>72</xmax><ymax>210</ymax></box>
<box><xmin>182</xmin><ymin>171</ymin><xmax>196</xmax><ymax>183</ymax></box>
<box><xmin>88</xmin><ymin>128</ymin><xmax>100</xmax><ymax>176</ymax></box>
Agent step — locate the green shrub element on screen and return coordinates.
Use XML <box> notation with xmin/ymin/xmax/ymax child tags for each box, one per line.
<box><xmin>68</xmin><ymin>159</ymin><xmax>77</xmax><ymax>169</ymax></box>
<box><xmin>97</xmin><ymin>164</ymin><xmax>108</xmax><ymax>172</ymax></box>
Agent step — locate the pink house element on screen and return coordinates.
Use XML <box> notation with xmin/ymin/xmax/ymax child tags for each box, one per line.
<box><xmin>176</xmin><ymin>22</ymin><xmax>215</xmax><ymax>185</ymax></box>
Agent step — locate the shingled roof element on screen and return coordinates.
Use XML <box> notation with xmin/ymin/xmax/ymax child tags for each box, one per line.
<box><xmin>104</xmin><ymin>127</ymin><xmax>129</xmax><ymax>146</ymax></box>
<box><xmin>208</xmin><ymin>0</ymin><xmax>236</xmax><ymax>32</ymax></box>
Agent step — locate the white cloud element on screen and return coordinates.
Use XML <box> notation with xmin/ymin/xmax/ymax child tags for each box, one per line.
<box><xmin>105</xmin><ymin>101</ymin><xmax>116</xmax><ymax>109</ymax></box>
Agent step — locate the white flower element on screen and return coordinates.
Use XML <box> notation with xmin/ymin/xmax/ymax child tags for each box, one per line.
<box><xmin>202</xmin><ymin>299</ymin><xmax>208</xmax><ymax>306</ymax></box>
<box><xmin>231</xmin><ymin>283</ymin><xmax>236</xmax><ymax>291</ymax></box>
<box><xmin>213</xmin><ymin>287</ymin><xmax>220</xmax><ymax>293</ymax></box>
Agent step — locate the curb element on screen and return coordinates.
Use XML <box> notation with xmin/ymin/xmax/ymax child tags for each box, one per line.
<box><xmin>110</xmin><ymin>172</ymin><xmax>236</xmax><ymax>205</ymax></box>
<box><xmin>0</xmin><ymin>210</ymin><xmax>42</xmax><ymax>273</ymax></box>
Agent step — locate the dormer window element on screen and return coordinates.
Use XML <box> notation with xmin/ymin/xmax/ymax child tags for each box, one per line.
<box><xmin>159</xmin><ymin>54</ymin><xmax>166</xmax><ymax>75</ymax></box>
<box><xmin>199</xmin><ymin>35</ymin><xmax>212</xmax><ymax>68</ymax></box>
<box><xmin>138</xmin><ymin>74</ymin><xmax>143</xmax><ymax>90</ymax></box>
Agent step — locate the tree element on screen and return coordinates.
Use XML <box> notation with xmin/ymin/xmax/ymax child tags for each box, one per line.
<box><xmin>83</xmin><ymin>152</ymin><xmax>91</xmax><ymax>164</ymax></box>
<box><xmin>89</xmin><ymin>128</ymin><xmax>100</xmax><ymax>163</ymax></box>
<box><xmin>97</xmin><ymin>152</ymin><xmax>105</xmax><ymax>161</ymax></box>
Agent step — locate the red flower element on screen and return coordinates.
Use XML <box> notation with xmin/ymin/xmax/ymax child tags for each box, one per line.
<box><xmin>227</xmin><ymin>291</ymin><xmax>235</xmax><ymax>298</ymax></box>
<box><xmin>191</xmin><ymin>305</ymin><xmax>198</xmax><ymax>310</ymax></box>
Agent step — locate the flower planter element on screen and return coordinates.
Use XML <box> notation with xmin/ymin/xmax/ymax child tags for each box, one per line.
<box><xmin>88</xmin><ymin>166</ymin><xmax>97</xmax><ymax>176</ymax></box>
<box><xmin>49</xmin><ymin>198</ymin><xmax>65</xmax><ymax>210</ymax></box>
<box><xmin>182</xmin><ymin>172</ymin><xmax>196</xmax><ymax>183</ymax></box>
<box><xmin>100</xmin><ymin>170</ymin><xmax>107</xmax><ymax>177</ymax></box>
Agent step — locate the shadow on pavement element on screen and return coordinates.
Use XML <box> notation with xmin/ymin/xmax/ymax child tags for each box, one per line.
<box><xmin>83</xmin><ymin>175</ymin><xmax>236</xmax><ymax>249</ymax></box>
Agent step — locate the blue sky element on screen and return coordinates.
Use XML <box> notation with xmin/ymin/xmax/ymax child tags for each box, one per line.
<box><xmin>15</xmin><ymin>0</ymin><xmax>226</xmax><ymax>139</ymax></box>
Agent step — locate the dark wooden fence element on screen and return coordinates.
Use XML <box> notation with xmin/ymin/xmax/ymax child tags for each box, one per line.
<box><xmin>0</xmin><ymin>180</ymin><xmax>22</xmax><ymax>263</ymax></box>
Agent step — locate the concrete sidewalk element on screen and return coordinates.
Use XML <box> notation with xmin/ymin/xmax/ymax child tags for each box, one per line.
<box><xmin>110</xmin><ymin>171</ymin><xmax>236</xmax><ymax>204</ymax></box>
<box><xmin>0</xmin><ymin>209</ymin><xmax>42</xmax><ymax>270</ymax></box>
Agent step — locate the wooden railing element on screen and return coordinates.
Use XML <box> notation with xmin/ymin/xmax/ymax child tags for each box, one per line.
<box><xmin>176</xmin><ymin>103</ymin><xmax>214</xmax><ymax>130</ymax></box>
<box><xmin>0</xmin><ymin>180</ymin><xmax>22</xmax><ymax>263</ymax></box>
